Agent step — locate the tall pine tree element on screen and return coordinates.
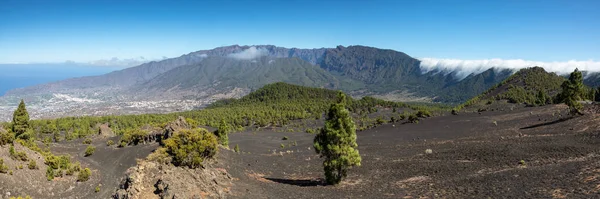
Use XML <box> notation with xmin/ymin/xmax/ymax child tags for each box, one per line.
<box><xmin>214</xmin><ymin>119</ymin><xmax>229</xmax><ymax>146</ymax></box>
<box><xmin>12</xmin><ymin>99</ymin><xmax>30</xmax><ymax>139</ymax></box>
<box><xmin>560</xmin><ymin>68</ymin><xmax>585</xmax><ymax>115</ymax></box>
<box><xmin>314</xmin><ymin>91</ymin><xmax>361</xmax><ymax>185</ymax></box>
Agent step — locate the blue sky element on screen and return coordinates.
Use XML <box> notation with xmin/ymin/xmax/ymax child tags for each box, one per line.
<box><xmin>1</xmin><ymin>0</ymin><xmax>599</xmax><ymax>63</ymax></box>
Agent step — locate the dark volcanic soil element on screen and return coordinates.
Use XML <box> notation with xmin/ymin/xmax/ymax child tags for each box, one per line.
<box><xmin>1</xmin><ymin>104</ymin><xmax>599</xmax><ymax>198</ymax></box>
<box><xmin>220</xmin><ymin>104</ymin><xmax>600</xmax><ymax>198</ymax></box>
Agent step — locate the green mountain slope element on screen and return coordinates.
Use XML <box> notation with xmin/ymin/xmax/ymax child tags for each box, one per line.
<box><xmin>141</xmin><ymin>56</ymin><xmax>363</xmax><ymax>93</ymax></box>
<box><xmin>458</xmin><ymin>67</ymin><xmax>567</xmax><ymax>109</ymax></box>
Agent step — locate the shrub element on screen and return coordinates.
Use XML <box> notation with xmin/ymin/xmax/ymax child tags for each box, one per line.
<box><xmin>147</xmin><ymin>147</ymin><xmax>171</xmax><ymax>164</ymax></box>
<box><xmin>120</xmin><ymin>129</ymin><xmax>148</xmax><ymax>146</ymax></box>
<box><xmin>56</xmin><ymin>169</ymin><xmax>63</xmax><ymax>177</ymax></box>
<box><xmin>0</xmin><ymin>159</ymin><xmax>8</xmax><ymax>173</ymax></box>
<box><xmin>83</xmin><ymin>138</ymin><xmax>92</xmax><ymax>144</ymax></box>
<box><xmin>9</xmin><ymin>196</ymin><xmax>32</xmax><ymax>199</ymax></box>
<box><xmin>77</xmin><ymin>168</ymin><xmax>91</xmax><ymax>182</ymax></box>
<box><xmin>46</xmin><ymin>166</ymin><xmax>54</xmax><ymax>181</ymax></box>
<box><xmin>416</xmin><ymin>110</ymin><xmax>432</xmax><ymax>118</ymax></box>
<box><xmin>280</xmin><ymin>143</ymin><xmax>285</xmax><ymax>149</ymax></box>
<box><xmin>408</xmin><ymin>114</ymin><xmax>419</xmax><ymax>123</ymax></box>
<box><xmin>106</xmin><ymin>140</ymin><xmax>114</xmax><ymax>146</ymax></box>
<box><xmin>305</xmin><ymin>128</ymin><xmax>315</xmax><ymax>134</ymax></box>
<box><xmin>10</xmin><ymin>146</ymin><xmax>28</xmax><ymax>161</ymax></box>
<box><xmin>234</xmin><ymin>144</ymin><xmax>240</xmax><ymax>153</ymax></box>
<box><xmin>84</xmin><ymin>145</ymin><xmax>96</xmax><ymax>157</ymax></box>
<box><xmin>0</xmin><ymin>130</ymin><xmax>14</xmax><ymax>145</ymax></box>
<box><xmin>66</xmin><ymin>162</ymin><xmax>81</xmax><ymax>176</ymax></box>
<box><xmin>95</xmin><ymin>185</ymin><xmax>101</xmax><ymax>193</ymax></box>
<box><xmin>163</xmin><ymin>128</ymin><xmax>218</xmax><ymax>168</ymax></box>
<box><xmin>451</xmin><ymin>109</ymin><xmax>458</xmax><ymax>115</ymax></box>
<box><xmin>376</xmin><ymin>117</ymin><xmax>385</xmax><ymax>125</ymax></box>
<box><xmin>282</xmin><ymin>136</ymin><xmax>288</xmax><ymax>140</ymax></box>
<box><xmin>28</xmin><ymin>160</ymin><xmax>38</xmax><ymax>169</ymax></box>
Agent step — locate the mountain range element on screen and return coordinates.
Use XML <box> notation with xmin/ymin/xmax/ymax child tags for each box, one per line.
<box><xmin>0</xmin><ymin>45</ymin><xmax>597</xmax><ymax>120</ymax></box>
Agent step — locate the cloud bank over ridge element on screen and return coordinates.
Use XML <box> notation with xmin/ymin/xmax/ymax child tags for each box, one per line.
<box><xmin>228</xmin><ymin>47</ymin><xmax>268</xmax><ymax>60</ymax></box>
<box><xmin>419</xmin><ymin>58</ymin><xmax>600</xmax><ymax>80</ymax></box>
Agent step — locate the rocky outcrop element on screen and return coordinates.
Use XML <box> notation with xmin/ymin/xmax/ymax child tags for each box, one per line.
<box><xmin>113</xmin><ymin>160</ymin><xmax>232</xmax><ymax>199</ymax></box>
<box><xmin>96</xmin><ymin>123</ymin><xmax>115</xmax><ymax>137</ymax></box>
<box><xmin>142</xmin><ymin>116</ymin><xmax>189</xmax><ymax>145</ymax></box>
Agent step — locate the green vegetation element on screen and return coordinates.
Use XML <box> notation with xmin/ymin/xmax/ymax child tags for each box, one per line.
<box><xmin>77</xmin><ymin>168</ymin><xmax>91</xmax><ymax>182</ymax></box>
<box><xmin>234</xmin><ymin>144</ymin><xmax>240</xmax><ymax>153</ymax></box>
<box><xmin>9</xmin><ymin>145</ymin><xmax>28</xmax><ymax>161</ymax></box>
<box><xmin>16</xmin><ymin>83</ymin><xmax>443</xmax><ymax>146</ymax></box>
<box><xmin>84</xmin><ymin>145</ymin><xmax>95</xmax><ymax>157</ymax></box>
<box><xmin>12</xmin><ymin>100</ymin><xmax>31</xmax><ymax>140</ymax></box>
<box><xmin>456</xmin><ymin>67</ymin><xmax>595</xmax><ymax>110</ymax></box>
<box><xmin>9</xmin><ymin>196</ymin><xmax>32</xmax><ymax>199</ymax></box>
<box><xmin>213</xmin><ymin>120</ymin><xmax>229</xmax><ymax>146</ymax></box>
<box><xmin>95</xmin><ymin>185</ymin><xmax>101</xmax><ymax>193</ymax></box>
<box><xmin>163</xmin><ymin>128</ymin><xmax>218</xmax><ymax>168</ymax></box>
<box><xmin>28</xmin><ymin>160</ymin><xmax>38</xmax><ymax>169</ymax></box>
<box><xmin>314</xmin><ymin>92</ymin><xmax>361</xmax><ymax>185</ymax></box>
<box><xmin>83</xmin><ymin>138</ymin><xmax>92</xmax><ymax>144</ymax></box>
<box><xmin>0</xmin><ymin>158</ymin><xmax>8</xmax><ymax>173</ymax></box>
<box><xmin>282</xmin><ymin>136</ymin><xmax>288</xmax><ymax>140</ymax></box>
<box><xmin>46</xmin><ymin>166</ymin><xmax>54</xmax><ymax>181</ymax></box>
<box><xmin>106</xmin><ymin>140</ymin><xmax>114</xmax><ymax>146</ymax></box>
<box><xmin>119</xmin><ymin>129</ymin><xmax>147</xmax><ymax>146</ymax></box>
<box><xmin>0</xmin><ymin>128</ymin><xmax>15</xmax><ymax>146</ymax></box>
<box><xmin>558</xmin><ymin>69</ymin><xmax>585</xmax><ymax>115</ymax></box>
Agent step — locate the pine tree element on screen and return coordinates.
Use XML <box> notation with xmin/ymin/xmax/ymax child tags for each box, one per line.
<box><xmin>12</xmin><ymin>99</ymin><xmax>30</xmax><ymax>139</ymax></box>
<box><xmin>314</xmin><ymin>91</ymin><xmax>361</xmax><ymax>185</ymax></box>
<box><xmin>560</xmin><ymin>68</ymin><xmax>584</xmax><ymax>115</ymax></box>
<box><xmin>214</xmin><ymin>119</ymin><xmax>229</xmax><ymax>146</ymax></box>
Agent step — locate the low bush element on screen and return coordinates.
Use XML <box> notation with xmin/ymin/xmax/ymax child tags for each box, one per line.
<box><xmin>77</xmin><ymin>168</ymin><xmax>91</xmax><ymax>182</ymax></box>
<box><xmin>416</xmin><ymin>110</ymin><xmax>432</xmax><ymax>118</ymax></box>
<box><xmin>163</xmin><ymin>128</ymin><xmax>218</xmax><ymax>168</ymax></box>
<box><xmin>408</xmin><ymin>114</ymin><xmax>420</xmax><ymax>123</ymax></box>
<box><xmin>0</xmin><ymin>130</ymin><xmax>14</xmax><ymax>145</ymax></box>
<box><xmin>84</xmin><ymin>145</ymin><xmax>96</xmax><ymax>157</ymax></box>
<box><xmin>0</xmin><ymin>159</ymin><xmax>8</xmax><ymax>173</ymax></box>
<box><xmin>46</xmin><ymin>166</ymin><xmax>54</xmax><ymax>181</ymax></box>
<box><xmin>28</xmin><ymin>160</ymin><xmax>38</xmax><ymax>169</ymax></box>
<box><xmin>66</xmin><ymin>162</ymin><xmax>81</xmax><ymax>176</ymax></box>
<box><xmin>9</xmin><ymin>196</ymin><xmax>32</xmax><ymax>199</ymax></box>
<box><xmin>305</xmin><ymin>128</ymin><xmax>315</xmax><ymax>134</ymax></box>
<box><xmin>119</xmin><ymin>129</ymin><xmax>147</xmax><ymax>146</ymax></box>
<box><xmin>106</xmin><ymin>140</ymin><xmax>114</xmax><ymax>146</ymax></box>
<box><xmin>234</xmin><ymin>144</ymin><xmax>240</xmax><ymax>153</ymax></box>
<box><xmin>282</xmin><ymin>136</ymin><xmax>288</xmax><ymax>140</ymax></box>
<box><xmin>83</xmin><ymin>138</ymin><xmax>92</xmax><ymax>144</ymax></box>
<box><xmin>147</xmin><ymin>147</ymin><xmax>171</xmax><ymax>165</ymax></box>
<box><xmin>9</xmin><ymin>146</ymin><xmax>28</xmax><ymax>161</ymax></box>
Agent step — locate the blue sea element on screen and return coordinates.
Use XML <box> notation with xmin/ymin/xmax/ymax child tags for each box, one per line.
<box><xmin>0</xmin><ymin>63</ymin><xmax>123</xmax><ymax>96</ymax></box>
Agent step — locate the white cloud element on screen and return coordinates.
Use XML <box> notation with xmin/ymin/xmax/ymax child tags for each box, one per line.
<box><xmin>419</xmin><ymin>58</ymin><xmax>600</xmax><ymax>80</ymax></box>
<box><xmin>227</xmin><ymin>47</ymin><xmax>268</xmax><ymax>60</ymax></box>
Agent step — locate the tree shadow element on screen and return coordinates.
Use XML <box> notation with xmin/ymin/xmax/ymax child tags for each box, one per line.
<box><xmin>264</xmin><ymin>177</ymin><xmax>326</xmax><ymax>187</ymax></box>
<box><xmin>520</xmin><ymin>117</ymin><xmax>574</xmax><ymax>130</ymax></box>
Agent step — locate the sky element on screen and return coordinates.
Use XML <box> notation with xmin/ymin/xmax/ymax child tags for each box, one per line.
<box><xmin>1</xmin><ymin>0</ymin><xmax>599</xmax><ymax>64</ymax></box>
